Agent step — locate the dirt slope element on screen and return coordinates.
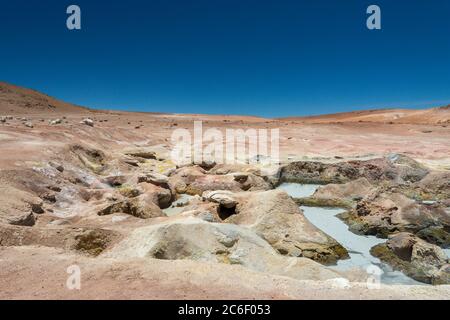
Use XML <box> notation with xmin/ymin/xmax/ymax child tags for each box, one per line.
<box><xmin>279</xmin><ymin>106</ymin><xmax>450</xmax><ymax>125</ymax></box>
<box><xmin>0</xmin><ymin>82</ymin><xmax>89</xmax><ymax>114</ymax></box>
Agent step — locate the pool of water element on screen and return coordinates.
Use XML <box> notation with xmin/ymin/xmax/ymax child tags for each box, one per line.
<box><xmin>444</xmin><ymin>249</ymin><xmax>450</xmax><ymax>258</ymax></box>
<box><xmin>278</xmin><ymin>183</ymin><xmax>422</xmax><ymax>285</ymax></box>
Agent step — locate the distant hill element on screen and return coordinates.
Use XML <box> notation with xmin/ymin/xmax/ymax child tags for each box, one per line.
<box><xmin>1</xmin><ymin>81</ymin><xmax>449</xmax><ymax>125</ymax></box>
<box><xmin>0</xmin><ymin>82</ymin><xmax>89</xmax><ymax>114</ymax></box>
<box><xmin>278</xmin><ymin>106</ymin><xmax>450</xmax><ymax>125</ymax></box>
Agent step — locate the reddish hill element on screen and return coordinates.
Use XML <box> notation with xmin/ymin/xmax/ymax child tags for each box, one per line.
<box><xmin>279</xmin><ymin>107</ymin><xmax>450</xmax><ymax>125</ymax></box>
<box><xmin>1</xmin><ymin>81</ymin><xmax>449</xmax><ymax>125</ymax></box>
<box><xmin>0</xmin><ymin>82</ymin><xmax>89</xmax><ymax>114</ymax></box>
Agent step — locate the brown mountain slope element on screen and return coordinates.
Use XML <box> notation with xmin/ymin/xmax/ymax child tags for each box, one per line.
<box><xmin>2</xmin><ymin>81</ymin><xmax>449</xmax><ymax>125</ymax></box>
<box><xmin>0</xmin><ymin>82</ymin><xmax>89</xmax><ymax>114</ymax></box>
<box><xmin>279</xmin><ymin>106</ymin><xmax>450</xmax><ymax>125</ymax></box>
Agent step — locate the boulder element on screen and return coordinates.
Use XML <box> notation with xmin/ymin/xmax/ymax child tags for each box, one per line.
<box><xmin>280</xmin><ymin>155</ymin><xmax>429</xmax><ymax>184</ymax></box>
<box><xmin>104</xmin><ymin>217</ymin><xmax>343</xmax><ymax>281</ymax></box>
<box><xmin>123</xmin><ymin>145</ymin><xmax>170</xmax><ymax>161</ymax></box>
<box><xmin>340</xmin><ymin>189</ymin><xmax>450</xmax><ymax>246</ymax></box>
<box><xmin>227</xmin><ymin>190</ymin><xmax>349</xmax><ymax>264</ymax></box>
<box><xmin>138</xmin><ymin>182</ymin><xmax>173</xmax><ymax>209</ymax></box>
<box><xmin>210</xmin><ymin>163</ymin><xmax>281</xmax><ymax>186</ymax></box>
<box><xmin>97</xmin><ymin>193</ymin><xmax>165</xmax><ymax>219</ymax></box>
<box><xmin>49</xmin><ymin>119</ymin><xmax>62</xmax><ymax>125</ymax></box>
<box><xmin>371</xmin><ymin>233</ymin><xmax>449</xmax><ymax>284</ymax></box>
<box><xmin>80</xmin><ymin>118</ymin><xmax>94</xmax><ymax>127</ymax></box>
<box><xmin>229</xmin><ymin>172</ymin><xmax>272</xmax><ymax>191</ymax></box>
<box><xmin>123</xmin><ymin>147</ymin><xmax>157</xmax><ymax>159</ymax></box>
<box><xmin>137</xmin><ymin>172</ymin><xmax>169</xmax><ymax>187</ymax></box>
<box><xmin>126</xmin><ymin>194</ymin><xmax>166</xmax><ymax>218</ymax></box>
<box><xmin>413</xmin><ymin>171</ymin><xmax>450</xmax><ymax>200</ymax></box>
<box><xmin>202</xmin><ymin>190</ymin><xmax>237</xmax><ymax>209</ymax></box>
<box><xmin>167</xmin><ymin>196</ymin><xmax>221</xmax><ymax>222</ymax></box>
<box><xmin>174</xmin><ymin>171</ymin><xmax>271</xmax><ymax>196</ymax></box>
<box><xmin>312</xmin><ymin>178</ymin><xmax>374</xmax><ymax>202</ymax></box>
<box><xmin>168</xmin><ymin>166</ymin><xmax>206</xmax><ymax>193</ymax></box>
<box><xmin>209</xmin><ymin>164</ymin><xmax>261</xmax><ymax>175</ymax></box>
<box><xmin>102</xmin><ymin>175</ymin><xmax>127</xmax><ymax>187</ymax></box>
<box><xmin>0</xmin><ymin>187</ymin><xmax>45</xmax><ymax>226</ymax></box>
<box><xmin>185</xmin><ymin>175</ymin><xmax>242</xmax><ymax>195</ymax></box>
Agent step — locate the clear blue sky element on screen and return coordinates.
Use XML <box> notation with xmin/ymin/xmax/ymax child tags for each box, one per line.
<box><xmin>1</xmin><ymin>0</ymin><xmax>449</xmax><ymax>117</ymax></box>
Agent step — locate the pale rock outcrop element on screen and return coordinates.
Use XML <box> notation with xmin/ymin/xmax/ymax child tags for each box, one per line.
<box><xmin>0</xmin><ymin>186</ymin><xmax>44</xmax><ymax>226</ymax></box>
<box><xmin>49</xmin><ymin>119</ymin><xmax>62</xmax><ymax>125</ymax></box>
<box><xmin>371</xmin><ymin>232</ymin><xmax>450</xmax><ymax>284</ymax></box>
<box><xmin>178</xmin><ymin>173</ymin><xmax>271</xmax><ymax>196</ymax></box>
<box><xmin>170</xmin><ymin>196</ymin><xmax>221</xmax><ymax>222</ymax></box>
<box><xmin>137</xmin><ymin>172</ymin><xmax>169</xmax><ymax>187</ymax></box>
<box><xmin>122</xmin><ymin>147</ymin><xmax>157</xmax><ymax>159</ymax></box>
<box><xmin>0</xmin><ymin>223</ymin><xmax>120</xmax><ymax>256</ymax></box>
<box><xmin>296</xmin><ymin>178</ymin><xmax>374</xmax><ymax>207</ymax></box>
<box><xmin>280</xmin><ymin>155</ymin><xmax>429</xmax><ymax>184</ymax></box>
<box><xmin>80</xmin><ymin>118</ymin><xmax>94</xmax><ymax>127</ymax></box>
<box><xmin>97</xmin><ymin>193</ymin><xmax>165</xmax><ymax>219</ymax></box>
<box><xmin>69</xmin><ymin>144</ymin><xmax>106</xmax><ymax>174</ymax></box>
<box><xmin>228</xmin><ymin>172</ymin><xmax>272</xmax><ymax>191</ymax></box>
<box><xmin>137</xmin><ymin>182</ymin><xmax>173</xmax><ymax>209</ymax></box>
<box><xmin>413</xmin><ymin>171</ymin><xmax>450</xmax><ymax>200</ymax></box>
<box><xmin>227</xmin><ymin>190</ymin><xmax>349</xmax><ymax>264</ymax></box>
<box><xmin>168</xmin><ymin>166</ymin><xmax>206</xmax><ymax>194</ymax></box>
<box><xmin>339</xmin><ymin>189</ymin><xmax>450</xmax><ymax>246</ymax></box>
<box><xmin>137</xmin><ymin>159</ymin><xmax>177</xmax><ymax>176</ymax></box>
<box><xmin>185</xmin><ymin>174</ymin><xmax>242</xmax><ymax>195</ymax></box>
<box><xmin>102</xmin><ymin>175</ymin><xmax>127</xmax><ymax>187</ymax></box>
<box><xmin>202</xmin><ymin>190</ymin><xmax>237</xmax><ymax>209</ymax></box>
<box><xmin>104</xmin><ymin>217</ymin><xmax>343</xmax><ymax>281</ymax></box>
<box><xmin>313</xmin><ymin>178</ymin><xmax>374</xmax><ymax>202</ymax></box>
<box><xmin>209</xmin><ymin>164</ymin><xmax>262</xmax><ymax>175</ymax></box>
<box><xmin>122</xmin><ymin>145</ymin><xmax>171</xmax><ymax>161</ymax></box>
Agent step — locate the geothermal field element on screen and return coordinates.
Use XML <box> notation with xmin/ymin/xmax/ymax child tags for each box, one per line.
<box><xmin>0</xmin><ymin>82</ymin><xmax>449</xmax><ymax>299</ymax></box>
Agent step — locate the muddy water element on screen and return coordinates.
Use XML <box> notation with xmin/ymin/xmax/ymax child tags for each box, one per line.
<box><xmin>445</xmin><ymin>249</ymin><xmax>450</xmax><ymax>258</ymax></box>
<box><xmin>277</xmin><ymin>182</ymin><xmax>422</xmax><ymax>285</ymax></box>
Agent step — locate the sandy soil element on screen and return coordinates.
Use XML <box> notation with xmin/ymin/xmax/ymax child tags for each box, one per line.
<box><xmin>1</xmin><ymin>246</ymin><xmax>449</xmax><ymax>300</ymax></box>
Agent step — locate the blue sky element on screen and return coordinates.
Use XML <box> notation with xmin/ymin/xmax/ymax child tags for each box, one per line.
<box><xmin>1</xmin><ymin>0</ymin><xmax>449</xmax><ymax>117</ymax></box>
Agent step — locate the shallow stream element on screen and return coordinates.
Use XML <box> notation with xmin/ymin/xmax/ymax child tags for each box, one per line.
<box><xmin>277</xmin><ymin>183</ymin><xmax>423</xmax><ymax>285</ymax></box>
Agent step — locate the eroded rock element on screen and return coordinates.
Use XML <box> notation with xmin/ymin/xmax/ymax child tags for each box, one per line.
<box><xmin>227</xmin><ymin>190</ymin><xmax>349</xmax><ymax>264</ymax></box>
<box><xmin>0</xmin><ymin>224</ymin><xmax>120</xmax><ymax>256</ymax></box>
<box><xmin>0</xmin><ymin>187</ymin><xmax>45</xmax><ymax>226</ymax></box>
<box><xmin>371</xmin><ymin>233</ymin><xmax>449</xmax><ymax>284</ymax></box>
<box><xmin>97</xmin><ymin>193</ymin><xmax>165</xmax><ymax>219</ymax></box>
<box><xmin>104</xmin><ymin>217</ymin><xmax>343</xmax><ymax>281</ymax></box>
<box><xmin>339</xmin><ymin>189</ymin><xmax>450</xmax><ymax>246</ymax></box>
<box><xmin>202</xmin><ymin>190</ymin><xmax>237</xmax><ymax>209</ymax></box>
<box><xmin>280</xmin><ymin>155</ymin><xmax>429</xmax><ymax>185</ymax></box>
<box><xmin>80</xmin><ymin>118</ymin><xmax>94</xmax><ymax>127</ymax></box>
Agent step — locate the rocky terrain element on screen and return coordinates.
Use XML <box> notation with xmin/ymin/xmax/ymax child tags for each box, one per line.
<box><xmin>0</xmin><ymin>82</ymin><xmax>449</xmax><ymax>299</ymax></box>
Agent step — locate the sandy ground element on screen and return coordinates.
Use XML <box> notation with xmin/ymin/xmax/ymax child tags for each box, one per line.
<box><xmin>1</xmin><ymin>246</ymin><xmax>449</xmax><ymax>300</ymax></box>
<box><xmin>0</xmin><ymin>111</ymin><xmax>449</xmax><ymax>169</ymax></box>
